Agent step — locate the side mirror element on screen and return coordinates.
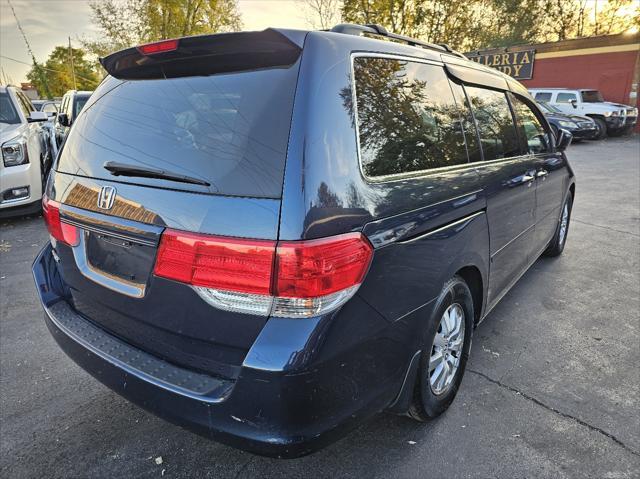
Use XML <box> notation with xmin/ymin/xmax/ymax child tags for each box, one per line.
<box><xmin>569</xmin><ymin>99</ymin><xmax>578</xmax><ymax>109</ymax></box>
<box><xmin>57</xmin><ymin>113</ymin><xmax>70</xmax><ymax>127</ymax></box>
<box><xmin>27</xmin><ymin>111</ymin><xmax>48</xmax><ymax>122</ymax></box>
<box><xmin>556</xmin><ymin>128</ymin><xmax>573</xmax><ymax>152</ymax></box>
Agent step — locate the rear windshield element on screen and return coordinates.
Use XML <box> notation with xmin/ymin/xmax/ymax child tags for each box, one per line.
<box><xmin>0</xmin><ymin>92</ymin><xmax>20</xmax><ymax>125</ymax></box>
<box><xmin>57</xmin><ymin>63</ymin><xmax>300</xmax><ymax>198</ymax></box>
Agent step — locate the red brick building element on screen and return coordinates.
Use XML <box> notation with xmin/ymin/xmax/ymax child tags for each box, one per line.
<box><xmin>467</xmin><ymin>32</ymin><xmax>640</xmax><ymax>127</ymax></box>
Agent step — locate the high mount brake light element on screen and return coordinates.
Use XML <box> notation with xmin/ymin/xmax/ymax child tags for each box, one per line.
<box><xmin>42</xmin><ymin>195</ymin><xmax>79</xmax><ymax>247</ymax></box>
<box><xmin>154</xmin><ymin>230</ymin><xmax>374</xmax><ymax>318</ymax></box>
<box><xmin>137</xmin><ymin>39</ymin><xmax>179</xmax><ymax>55</ymax></box>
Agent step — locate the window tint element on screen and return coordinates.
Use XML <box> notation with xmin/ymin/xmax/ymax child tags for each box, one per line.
<box><xmin>556</xmin><ymin>92</ymin><xmax>577</xmax><ymax>103</ymax></box>
<box><xmin>0</xmin><ymin>92</ymin><xmax>20</xmax><ymax>124</ymax></box>
<box><xmin>353</xmin><ymin>57</ymin><xmax>469</xmax><ymax>177</ymax></box>
<box><xmin>511</xmin><ymin>95</ymin><xmax>550</xmax><ymax>154</ymax></box>
<box><xmin>534</xmin><ymin>92</ymin><xmax>552</xmax><ymax>102</ymax></box>
<box><xmin>448</xmin><ymin>81</ymin><xmax>482</xmax><ymax>163</ymax></box>
<box><xmin>74</xmin><ymin>96</ymin><xmax>89</xmax><ymax>118</ymax></box>
<box><xmin>581</xmin><ymin>90</ymin><xmax>604</xmax><ymax>102</ymax></box>
<box><xmin>57</xmin><ymin>63</ymin><xmax>300</xmax><ymax>198</ymax></box>
<box><xmin>464</xmin><ymin>86</ymin><xmax>520</xmax><ymax>161</ymax></box>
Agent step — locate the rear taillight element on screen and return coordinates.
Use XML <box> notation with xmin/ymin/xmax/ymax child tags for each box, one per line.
<box><xmin>154</xmin><ymin>231</ymin><xmax>275</xmax><ymax>295</ymax></box>
<box><xmin>137</xmin><ymin>39</ymin><xmax>179</xmax><ymax>55</ymax></box>
<box><xmin>154</xmin><ymin>230</ymin><xmax>373</xmax><ymax>318</ymax></box>
<box><xmin>42</xmin><ymin>195</ymin><xmax>78</xmax><ymax>246</ymax></box>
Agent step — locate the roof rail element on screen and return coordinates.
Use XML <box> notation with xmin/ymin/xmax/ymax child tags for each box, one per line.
<box><xmin>330</xmin><ymin>23</ymin><xmax>466</xmax><ymax>59</ymax></box>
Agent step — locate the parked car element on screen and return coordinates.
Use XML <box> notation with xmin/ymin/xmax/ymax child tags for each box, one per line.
<box><xmin>33</xmin><ymin>25</ymin><xmax>575</xmax><ymax>457</ymax></box>
<box><xmin>32</xmin><ymin>99</ymin><xmax>60</xmax><ymax>119</ymax></box>
<box><xmin>0</xmin><ymin>85</ymin><xmax>51</xmax><ymax>217</ymax></box>
<box><xmin>529</xmin><ymin>88</ymin><xmax>637</xmax><ymax>139</ymax></box>
<box><xmin>54</xmin><ymin>90</ymin><xmax>92</xmax><ymax>146</ymax></box>
<box><xmin>537</xmin><ymin>101</ymin><xmax>598</xmax><ymax>141</ymax></box>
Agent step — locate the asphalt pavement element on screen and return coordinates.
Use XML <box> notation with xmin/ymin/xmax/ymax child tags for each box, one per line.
<box><xmin>1</xmin><ymin>136</ymin><xmax>639</xmax><ymax>478</ymax></box>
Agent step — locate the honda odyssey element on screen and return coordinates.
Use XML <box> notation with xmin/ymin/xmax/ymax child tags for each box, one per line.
<box><xmin>33</xmin><ymin>24</ymin><xmax>575</xmax><ymax>458</ymax></box>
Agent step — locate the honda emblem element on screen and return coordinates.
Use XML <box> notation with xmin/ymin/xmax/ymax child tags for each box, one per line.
<box><xmin>97</xmin><ymin>186</ymin><xmax>117</xmax><ymax>210</ymax></box>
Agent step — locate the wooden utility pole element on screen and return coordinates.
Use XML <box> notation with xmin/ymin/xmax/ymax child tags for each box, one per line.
<box><xmin>68</xmin><ymin>37</ymin><xmax>77</xmax><ymax>90</ymax></box>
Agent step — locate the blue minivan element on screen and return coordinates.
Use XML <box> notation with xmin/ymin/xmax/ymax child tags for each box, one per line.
<box><xmin>33</xmin><ymin>25</ymin><xmax>575</xmax><ymax>457</ymax></box>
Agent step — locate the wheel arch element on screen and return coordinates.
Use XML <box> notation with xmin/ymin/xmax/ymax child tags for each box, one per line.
<box><xmin>455</xmin><ymin>265</ymin><xmax>484</xmax><ymax>325</ymax></box>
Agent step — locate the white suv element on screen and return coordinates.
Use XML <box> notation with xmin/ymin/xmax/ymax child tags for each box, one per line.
<box><xmin>528</xmin><ymin>88</ymin><xmax>637</xmax><ymax>139</ymax></box>
<box><xmin>0</xmin><ymin>85</ymin><xmax>51</xmax><ymax>217</ymax></box>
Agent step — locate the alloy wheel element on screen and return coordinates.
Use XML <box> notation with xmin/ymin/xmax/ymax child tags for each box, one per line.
<box><xmin>429</xmin><ymin>303</ymin><xmax>465</xmax><ymax>396</ymax></box>
<box><xmin>559</xmin><ymin>202</ymin><xmax>569</xmax><ymax>246</ymax></box>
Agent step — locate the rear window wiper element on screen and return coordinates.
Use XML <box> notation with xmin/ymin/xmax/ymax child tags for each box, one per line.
<box><xmin>104</xmin><ymin>161</ymin><xmax>211</xmax><ymax>187</ymax></box>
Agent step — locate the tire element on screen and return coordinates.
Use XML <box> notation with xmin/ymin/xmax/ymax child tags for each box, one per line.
<box><xmin>592</xmin><ymin>118</ymin><xmax>607</xmax><ymax>140</ymax></box>
<box><xmin>407</xmin><ymin>276</ymin><xmax>474</xmax><ymax>421</ymax></box>
<box><xmin>544</xmin><ymin>191</ymin><xmax>573</xmax><ymax>257</ymax></box>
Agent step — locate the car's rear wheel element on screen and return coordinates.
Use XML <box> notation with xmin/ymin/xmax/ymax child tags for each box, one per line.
<box><xmin>408</xmin><ymin>276</ymin><xmax>474</xmax><ymax>421</ymax></box>
<box><xmin>592</xmin><ymin>117</ymin><xmax>607</xmax><ymax>140</ymax></box>
<box><xmin>544</xmin><ymin>191</ymin><xmax>573</xmax><ymax>257</ymax></box>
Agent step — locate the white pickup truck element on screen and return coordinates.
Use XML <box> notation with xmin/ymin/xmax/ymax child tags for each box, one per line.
<box><xmin>528</xmin><ymin>88</ymin><xmax>637</xmax><ymax>139</ymax></box>
<box><xmin>0</xmin><ymin>85</ymin><xmax>53</xmax><ymax>217</ymax></box>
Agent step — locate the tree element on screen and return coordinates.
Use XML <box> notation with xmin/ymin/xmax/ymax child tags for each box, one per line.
<box><xmin>304</xmin><ymin>0</ymin><xmax>342</xmax><ymax>29</ymax></box>
<box><xmin>474</xmin><ymin>0</ymin><xmax>547</xmax><ymax>49</ymax></box>
<box><xmin>340</xmin><ymin>0</ymin><xmax>640</xmax><ymax>52</ymax></box>
<box><xmin>593</xmin><ymin>0</ymin><xmax>639</xmax><ymax>35</ymax></box>
<box><xmin>83</xmin><ymin>0</ymin><xmax>243</xmax><ymax>59</ymax></box>
<box><xmin>26</xmin><ymin>46</ymin><xmax>100</xmax><ymax>98</ymax></box>
<box><xmin>341</xmin><ymin>0</ymin><xmax>487</xmax><ymax>50</ymax></box>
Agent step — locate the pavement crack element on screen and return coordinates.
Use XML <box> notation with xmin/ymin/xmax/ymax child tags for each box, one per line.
<box><xmin>467</xmin><ymin>368</ymin><xmax>640</xmax><ymax>457</ymax></box>
<box><xmin>571</xmin><ymin>219</ymin><xmax>640</xmax><ymax>238</ymax></box>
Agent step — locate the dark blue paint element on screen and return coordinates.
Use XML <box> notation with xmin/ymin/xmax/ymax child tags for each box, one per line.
<box><xmin>33</xmin><ymin>28</ymin><xmax>575</xmax><ymax>457</ymax></box>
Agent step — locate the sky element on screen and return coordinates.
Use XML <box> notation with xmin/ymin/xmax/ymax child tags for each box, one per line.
<box><xmin>0</xmin><ymin>0</ymin><xmax>311</xmax><ymax>84</ymax></box>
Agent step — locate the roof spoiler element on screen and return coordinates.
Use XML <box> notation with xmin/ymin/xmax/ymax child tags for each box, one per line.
<box><xmin>100</xmin><ymin>29</ymin><xmax>302</xmax><ymax>80</ymax></box>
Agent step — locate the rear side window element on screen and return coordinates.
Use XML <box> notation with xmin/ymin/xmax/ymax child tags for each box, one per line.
<box><xmin>510</xmin><ymin>95</ymin><xmax>551</xmax><ymax>154</ymax></box>
<box><xmin>464</xmin><ymin>86</ymin><xmax>520</xmax><ymax>161</ymax></box>
<box><xmin>353</xmin><ymin>57</ymin><xmax>469</xmax><ymax>178</ymax></box>
<box><xmin>0</xmin><ymin>92</ymin><xmax>20</xmax><ymax>124</ymax></box>
<box><xmin>57</xmin><ymin>63</ymin><xmax>300</xmax><ymax>198</ymax></box>
<box><xmin>534</xmin><ymin>92</ymin><xmax>552</xmax><ymax>102</ymax></box>
<box><xmin>556</xmin><ymin>92</ymin><xmax>577</xmax><ymax>103</ymax></box>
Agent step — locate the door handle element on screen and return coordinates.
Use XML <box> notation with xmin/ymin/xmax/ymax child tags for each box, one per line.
<box><xmin>537</xmin><ymin>170</ymin><xmax>548</xmax><ymax>178</ymax></box>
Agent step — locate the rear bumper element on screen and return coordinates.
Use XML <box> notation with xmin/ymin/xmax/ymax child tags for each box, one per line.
<box><xmin>33</xmin><ymin>244</ymin><xmax>404</xmax><ymax>457</ymax></box>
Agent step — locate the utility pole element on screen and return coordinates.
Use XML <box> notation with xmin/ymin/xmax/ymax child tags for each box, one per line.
<box><xmin>7</xmin><ymin>0</ymin><xmax>52</xmax><ymax>98</ymax></box>
<box><xmin>68</xmin><ymin>37</ymin><xmax>77</xmax><ymax>90</ymax></box>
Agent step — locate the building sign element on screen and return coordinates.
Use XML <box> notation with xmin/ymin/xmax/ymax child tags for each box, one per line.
<box><xmin>465</xmin><ymin>50</ymin><xmax>536</xmax><ymax>80</ymax></box>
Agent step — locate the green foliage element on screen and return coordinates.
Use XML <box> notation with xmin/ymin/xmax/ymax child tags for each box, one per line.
<box><xmin>26</xmin><ymin>46</ymin><xmax>100</xmax><ymax>98</ymax></box>
<box><xmin>340</xmin><ymin>0</ymin><xmax>640</xmax><ymax>51</ymax></box>
<box><xmin>83</xmin><ymin>0</ymin><xmax>243</xmax><ymax>59</ymax></box>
